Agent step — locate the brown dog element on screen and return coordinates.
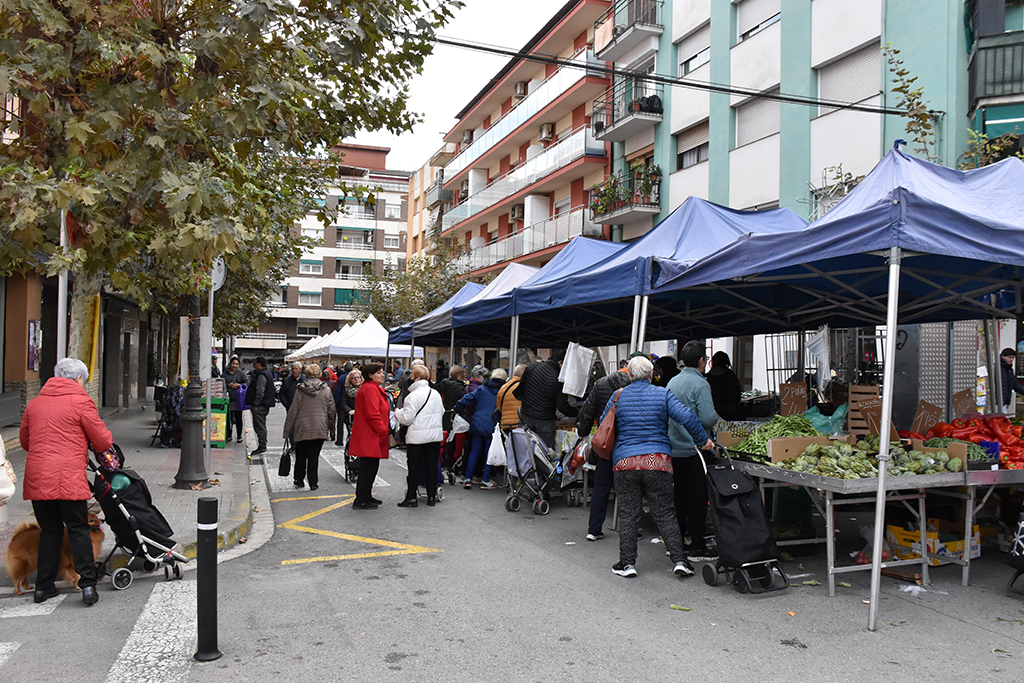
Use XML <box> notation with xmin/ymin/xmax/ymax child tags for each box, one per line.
<box><xmin>5</xmin><ymin>512</ymin><xmax>104</xmax><ymax>595</ymax></box>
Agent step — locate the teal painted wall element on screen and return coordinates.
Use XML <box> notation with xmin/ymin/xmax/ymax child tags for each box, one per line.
<box><xmin>707</xmin><ymin>0</ymin><xmax>733</xmax><ymax>205</ymax></box>
<box><xmin>779</xmin><ymin>0</ymin><xmax>812</xmax><ymax>216</ymax></box>
<box><xmin>652</xmin><ymin>0</ymin><xmax>674</xmax><ymax>223</ymax></box>
<box><xmin>882</xmin><ymin>0</ymin><xmax>971</xmax><ymax>167</ymax></box>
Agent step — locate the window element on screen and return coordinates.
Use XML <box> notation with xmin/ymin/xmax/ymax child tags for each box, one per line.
<box><xmin>678</xmin><ymin>23</ymin><xmax>710</xmax><ymax>77</ymax></box>
<box><xmin>299</xmin><ymin>261</ymin><xmax>323</xmax><ymax>275</ymax></box>
<box><xmin>298</xmin><ymin>292</ymin><xmax>321</xmax><ymax>306</ymax></box>
<box><xmin>301</xmin><ymin>226</ymin><xmax>324</xmax><ymax>240</ymax></box>
<box><xmin>297</xmin><ymin>322</ymin><xmax>319</xmax><ymax>336</ymax></box>
<box><xmin>736</xmin><ymin>0</ymin><xmax>780</xmax><ymax>43</ymax></box>
<box><xmin>817</xmin><ymin>44</ymin><xmax>882</xmax><ymax>116</ymax></box>
<box><xmin>384</xmin><ymin>203</ymin><xmax>402</xmax><ymax>219</ymax></box>
<box><xmin>676</xmin><ymin>122</ymin><xmax>710</xmax><ymax>170</ymax></box>
<box><xmin>338</xmin><ymin>229</ymin><xmax>373</xmax><ymax>250</ymax></box>
<box><xmin>681</xmin><ymin>48</ymin><xmax>710</xmax><ymax>76</ymax></box>
<box><xmin>735</xmin><ymin>90</ymin><xmax>780</xmax><ymax>147</ymax></box>
<box><xmin>383</xmin><ymin>235</ymin><xmax>400</xmax><ymax>249</ymax></box>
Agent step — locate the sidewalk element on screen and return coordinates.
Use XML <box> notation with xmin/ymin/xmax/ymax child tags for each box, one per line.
<box><xmin>0</xmin><ymin>398</ymin><xmax>258</xmax><ymax>588</ymax></box>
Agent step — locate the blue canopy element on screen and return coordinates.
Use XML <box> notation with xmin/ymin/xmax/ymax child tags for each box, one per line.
<box><xmin>643</xmin><ymin>150</ymin><xmax>1024</xmax><ymax>338</ymax></box>
<box><xmin>388</xmin><ymin>281</ymin><xmax>485</xmax><ymax>345</ymax></box>
<box><xmin>453</xmin><ymin>237</ymin><xmax>626</xmax><ymax>327</ymax></box>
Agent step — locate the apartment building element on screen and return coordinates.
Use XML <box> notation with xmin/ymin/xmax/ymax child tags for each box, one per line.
<box><xmin>241</xmin><ymin>144</ymin><xmax>409</xmax><ymax>361</ymax></box>
<box><xmin>420</xmin><ymin>0</ymin><xmax>613</xmax><ymax>277</ymax></box>
<box><xmin>969</xmin><ymin>0</ymin><xmax>1024</xmax><ymax>142</ymax></box>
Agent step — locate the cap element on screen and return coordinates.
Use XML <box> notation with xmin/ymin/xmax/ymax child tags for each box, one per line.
<box><xmin>628</xmin><ymin>351</ymin><xmax>649</xmax><ymax>360</ymax></box>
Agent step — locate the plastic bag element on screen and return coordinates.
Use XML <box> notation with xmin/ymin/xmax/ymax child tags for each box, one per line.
<box><xmin>486</xmin><ymin>425</ymin><xmax>506</xmax><ymax>467</ymax></box>
<box><xmin>558</xmin><ymin>342</ymin><xmax>596</xmax><ymax>398</ymax></box>
<box><xmin>447</xmin><ymin>414</ymin><xmax>471</xmax><ymax>442</ymax></box>
<box><xmin>801</xmin><ymin>404</ymin><xmax>848</xmax><ymax>435</ymax></box>
<box><xmin>852</xmin><ymin>523</ymin><xmax>892</xmax><ymax>564</ymax></box>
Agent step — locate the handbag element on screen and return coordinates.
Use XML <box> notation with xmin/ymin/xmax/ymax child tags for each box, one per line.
<box><xmin>278</xmin><ymin>441</ymin><xmax>291</xmax><ymax>477</ymax></box>
<box><xmin>591</xmin><ymin>389</ymin><xmax>622</xmax><ymax>460</ymax></box>
<box><xmin>486</xmin><ymin>424</ymin><xmax>506</xmax><ymax>467</ymax></box>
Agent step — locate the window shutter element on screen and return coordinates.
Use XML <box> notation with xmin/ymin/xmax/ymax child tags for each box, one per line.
<box><xmin>677</xmin><ymin>121</ymin><xmax>710</xmax><ymax>153</ymax></box>
<box><xmin>818</xmin><ymin>44</ymin><xmax>882</xmax><ymax>115</ymax></box>
<box><xmin>678</xmin><ymin>24</ymin><xmax>712</xmax><ymax>65</ymax></box>
<box><xmin>736</xmin><ymin>0</ymin><xmax>781</xmax><ymax>37</ymax></box>
<box><xmin>735</xmin><ymin>91</ymin><xmax>781</xmax><ymax>147</ymax></box>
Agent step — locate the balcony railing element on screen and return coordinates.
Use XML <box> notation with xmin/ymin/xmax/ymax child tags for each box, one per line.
<box><xmin>426</xmin><ymin>182</ymin><xmax>453</xmax><ymax>208</ymax></box>
<box><xmin>444</xmin><ymin>48</ymin><xmax>602</xmax><ymax>178</ymax></box>
<box><xmin>266</xmin><ymin>302</ymin><xmax>287</xmax><ymax>308</ymax></box>
<box><xmin>594</xmin><ymin>0</ymin><xmax>664</xmax><ymax>62</ymax></box>
<box><xmin>339</xmin><ymin>208</ymin><xmax>376</xmax><ymax>221</ymax></box>
<box><xmin>442</xmin><ymin>125</ymin><xmax>604</xmax><ymax>231</ymax></box>
<box><xmin>335</xmin><ymin>273</ymin><xmax>366</xmax><ymax>282</ymax></box>
<box><xmin>334</xmin><ymin>303</ymin><xmax>359</xmax><ymax>311</ymax></box>
<box><xmin>454</xmin><ymin>208</ymin><xmax>598</xmax><ymax>272</ymax></box>
<box><xmin>589</xmin><ymin>172</ymin><xmax>661</xmax><ymax>224</ymax></box>
<box><xmin>592</xmin><ymin>79</ymin><xmax>664</xmax><ymax>142</ymax></box>
<box><xmin>970</xmin><ymin>31</ymin><xmax>1024</xmax><ymax>110</ymax></box>
<box><xmin>335</xmin><ymin>241</ymin><xmax>374</xmax><ymax>250</ymax></box>
<box><xmin>238</xmin><ymin>332</ymin><xmax>287</xmax><ymax>339</ymax></box>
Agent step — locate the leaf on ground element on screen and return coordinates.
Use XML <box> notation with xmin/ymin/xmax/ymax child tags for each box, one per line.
<box><xmin>802</xmin><ymin>580</ymin><xmax>821</xmax><ymax>586</ymax></box>
<box><xmin>208</xmin><ymin>478</ymin><xmax>221</xmax><ymax>485</ymax></box>
<box><xmin>997</xmin><ymin>617</ymin><xmax>1024</xmax><ymax>625</ymax></box>
<box><xmin>190</xmin><ymin>483</ymin><xmax>204</xmax><ymax>491</ymax></box>
<box><xmin>670</xmin><ymin>604</ymin><xmax>691</xmax><ymax>611</ymax></box>
<box><xmin>889</xmin><ymin>621</ymin><xmax>907</xmax><ymax>627</ymax></box>
<box><xmin>993</xmin><ymin>648</ymin><xmax>1012</xmax><ymax>656</ymax></box>
<box><xmin>838</xmin><ymin>582</ymin><xmax>852</xmax><ymax>588</ymax></box>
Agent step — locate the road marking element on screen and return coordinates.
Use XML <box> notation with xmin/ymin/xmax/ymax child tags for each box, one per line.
<box><xmin>272</xmin><ymin>494</ymin><xmax>352</xmax><ymax>502</ymax></box>
<box><xmin>106</xmin><ymin>581</ymin><xmax>195</xmax><ymax>683</ymax></box>
<box><xmin>321</xmin><ymin>449</ymin><xmax>391</xmax><ymax>487</ymax></box>
<box><xmin>276</xmin><ymin>498</ymin><xmax>441</xmax><ymax>565</ymax></box>
<box><xmin>0</xmin><ymin>595</ymin><xmax>66</xmax><ymax>619</ymax></box>
<box><xmin>0</xmin><ymin>642</ymin><xmax>20</xmax><ymax>667</ymax></box>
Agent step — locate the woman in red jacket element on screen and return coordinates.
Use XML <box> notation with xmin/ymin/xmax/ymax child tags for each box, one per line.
<box><xmin>350</xmin><ymin>363</ymin><xmax>390</xmax><ymax>509</ymax></box>
<box><xmin>21</xmin><ymin>358</ymin><xmax>113</xmax><ymax>605</ymax></box>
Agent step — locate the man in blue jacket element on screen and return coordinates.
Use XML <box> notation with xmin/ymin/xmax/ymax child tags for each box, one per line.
<box><xmin>666</xmin><ymin>341</ymin><xmax>719</xmax><ymax>562</ymax></box>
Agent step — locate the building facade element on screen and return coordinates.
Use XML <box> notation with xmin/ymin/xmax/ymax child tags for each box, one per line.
<box><xmin>242</xmin><ymin>144</ymin><xmax>409</xmax><ymax>362</ymax></box>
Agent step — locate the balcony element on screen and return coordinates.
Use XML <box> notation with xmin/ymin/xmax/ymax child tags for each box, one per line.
<box><xmin>429</xmin><ymin>142</ymin><xmax>458</xmax><ymax>167</ymax></box>
<box><xmin>442</xmin><ymin>125</ymin><xmax>605</xmax><ymax>232</ymax></box>
<box><xmin>454</xmin><ymin>208</ymin><xmax>599</xmax><ymax>273</ymax></box>
<box><xmin>593</xmin><ymin>79</ymin><xmax>663</xmax><ymax>142</ymax></box>
<box><xmin>444</xmin><ymin>48</ymin><xmax>605</xmax><ymax>180</ymax></box>
<box><xmin>589</xmin><ymin>170</ymin><xmax>662</xmax><ymax>224</ymax></box>
<box><xmin>334</xmin><ymin>273</ymin><xmax>366</xmax><ymax>283</ymax></box>
<box><xmin>425</xmin><ymin>182</ymin><xmax>453</xmax><ymax>208</ymax></box>
<box><xmin>970</xmin><ymin>31</ymin><xmax>1024</xmax><ymax>111</ymax></box>
<box><xmin>594</xmin><ymin>0</ymin><xmax>664</xmax><ymax>63</ymax></box>
<box><xmin>335</xmin><ymin>240</ymin><xmax>373</xmax><ymax>250</ymax></box>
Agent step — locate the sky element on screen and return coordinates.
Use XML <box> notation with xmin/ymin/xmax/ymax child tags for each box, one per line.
<box><xmin>351</xmin><ymin>0</ymin><xmax>559</xmax><ymax>172</ymax></box>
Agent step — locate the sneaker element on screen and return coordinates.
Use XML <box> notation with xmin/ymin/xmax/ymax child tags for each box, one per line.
<box><xmin>586</xmin><ymin>532</ymin><xmax>604</xmax><ymax>542</ymax></box>
<box><xmin>688</xmin><ymin>549</ymin><xmax>719</xmax><ymax>563</ymax></box>
<box><xmin>471</xmin><ymin>477</ymin><xmax>482</xmax><ymax>485</ymax></box>
<box><xmin>462</xmin><ymin>479</ymin><xmax>473</xmax><ymax>489</ymax></box>
<box><xmin>674</xmin><ymin>560</ymin><xmax>696</xmax><ymax>577</ymax></box>
<box><xmin>480</xmin><ymin>481</ymin><xmax>497</xmax><ymax>490</ymax></box>
<box><xmin>612</xmin><ymin>562</ymin><xmax>637</xmax><ymax>578</ymax></box>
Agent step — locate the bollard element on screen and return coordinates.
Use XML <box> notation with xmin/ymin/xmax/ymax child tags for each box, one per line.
<box><xmin>194</xmin><ymin>497</ymin><xmax>222</xmax><ymax>662</ymax></box>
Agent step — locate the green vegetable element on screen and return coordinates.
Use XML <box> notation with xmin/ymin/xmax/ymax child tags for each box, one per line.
<box><xmin>670</xmin><ymin>604</ymin><xmax>691</xmax><ymax>611</ymax></box>
<box><xmin>732</xmin><ymin>415</ymin><xmax>822</xmax><ymax>458</ymax></box>
<box><xmin>924</xmin><ymin>437</ymin><xmax>990</xmax><ymax>461</ymax></box>
<box><xmin>946</xmin><ymin>457</ymin><xmax>963</xmax><ymax>472</ymax></box>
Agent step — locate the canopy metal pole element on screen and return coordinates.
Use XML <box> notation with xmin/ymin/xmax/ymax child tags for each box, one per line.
<box><xmin>629</xmin><ymin>295</ymin><xmax>641</xmax><ymax>352</ymax></box>
<box><xmin>987</xmin><ymin>318</ymin><xmax>1001</xmax><ymax>414</ymax></box>
<box><xmin>868</xmin><ymin>246</ymin><xmax>902</xmax><ymax>632</ymax></box>
<box><xmin>509</xmin><ymin>315</ymin><xmax>519</xmax><ymax>375</ymax></box>
<box><xmin>636</xmin><ymin>295</ymin><xmax>650</xmax><ymax>351</ymax></box>
<box><xmin>449</xmin><ymin>329</ymin><xmax>455</xmax><ymax>368</ymax></box>
<box><xmin>57</xmin><ymin>209</ymin><xmax>68</xmax><ymax>360</ymax></box>
<box><xmin>410</xmin><ymin>322</ymin><xmax>416</xmax><ymax>363</ymax></box>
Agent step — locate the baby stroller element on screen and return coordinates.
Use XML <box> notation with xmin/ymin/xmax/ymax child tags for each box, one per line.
<box><xmin>560</xmin><ymin>436</ymin><xmax>589</xmax><ymax>508</ymax></box>
<box><xmin>89</xmin><ymin>445</ymin><xmax>189</xmax><ymax>590</ymax></box>
<box><xmin>700</xmin><ymin>447</ymin><xmax>788</xmax><ymax>594</ymax></box>
<box><xmin>503</xmin><ymin>426</ymin><xmax>562</xmax><ymax>515</ymax></box>
<box><xmin>341</xmin><ymin>415</ymin><xmax>359</xmax><ymax>483</ymax></box>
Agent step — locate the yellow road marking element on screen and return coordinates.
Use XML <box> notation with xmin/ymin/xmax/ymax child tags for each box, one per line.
<box><xmin>272</xmin><ymin>494</ymin><xmax>354</xmax><ymax>502</ymax></box>
<box><xmin>274</xmin><ymin>496</ymin><xmax>441</xmax><ymax>565</ymax></box>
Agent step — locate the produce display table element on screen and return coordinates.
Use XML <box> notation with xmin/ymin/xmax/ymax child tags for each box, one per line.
<box><xmin>736</xmin><ymin>461</ymin><xmax>964</xmax><ymax>596</ymax></box>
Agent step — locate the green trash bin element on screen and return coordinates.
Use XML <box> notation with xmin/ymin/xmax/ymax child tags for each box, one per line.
<box><xmin>201</xmin><ymin>397</ymin><xmax>229</xmax><ymax>448</ymax></box>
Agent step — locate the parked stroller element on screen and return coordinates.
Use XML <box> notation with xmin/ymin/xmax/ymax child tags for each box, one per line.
<box><xmin>89</xmin><ymin>445</ymin><xmax>189</xmax><ymax>590</ymax></box>
<box><xmin>700</xmin><ymin>447</ymin><xmax>788</xmax><ymax>594</ymax></box>
<box><xmin>561</xmin><ymin>436</ymin><xmax>589</xmax><ymax>508</ymax></box>
<box><xmin>503</xmin><ymin>426</ymin><xmax>562</xmax><ymax>515</ymax></box>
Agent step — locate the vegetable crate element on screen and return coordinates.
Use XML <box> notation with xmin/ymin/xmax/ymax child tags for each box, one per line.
<box><xmin>886</xmin><ymin>524</ymin><xmax>981</xmax><ymax>566</ymax></box>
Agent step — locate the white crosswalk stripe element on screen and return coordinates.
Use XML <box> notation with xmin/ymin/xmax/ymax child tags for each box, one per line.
<box><xmin>106</xmin><ymin>581</ymin><xmax>196</xmax><ymax>683</ymax></box>
<box><xmin>0</xmin><ymin>642</ymin><xmax>20</xmax><ymax>667</ymax></box>
<box><xmin>0</xmin><ymin>594</ymin><xmax>66</xmax><ymax>619</ymax></box>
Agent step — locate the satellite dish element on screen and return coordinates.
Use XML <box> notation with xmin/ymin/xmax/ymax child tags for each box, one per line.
<box><xmin>211</xmin><ymin>257</ymin><xmax>226</xmax><ymax>292</ymax></box>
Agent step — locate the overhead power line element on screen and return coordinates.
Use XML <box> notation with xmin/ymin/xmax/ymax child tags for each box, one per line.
<box><xmin>433</xmin><ymin>35</ymin><xmax>910</xmax><ymax>118</ymax></box>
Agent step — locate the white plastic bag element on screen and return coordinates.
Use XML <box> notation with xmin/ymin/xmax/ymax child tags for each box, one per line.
<box><xmin>486</xmin><ymin>425</ymin><xmax>506</xmax><ymax>467</ymax></box>
<box><xmin>0</xmin><ymin>440</ymin><xmax>15</xmax><ymax>507</ymax></box>
<box><xmin>447</xmin><ymin>413</ymin><xmax>471</xmax><ymax>442</ymax></box>
<box><xmin>558</xmin><ymin>342</ymin><xmax>596</xmax><ymax>398</ymax></box>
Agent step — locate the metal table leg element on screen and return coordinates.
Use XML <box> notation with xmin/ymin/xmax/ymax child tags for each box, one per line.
<box><xmin>826</xmin><ymin>489</ymin><xmax>836</xmax><ymax>597</ymax></box>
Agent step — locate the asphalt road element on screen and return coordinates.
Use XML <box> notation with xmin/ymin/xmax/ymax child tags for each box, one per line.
<box><xmin>4</xmin><ymin>411</ymin><xmax>1024</xmax><ymax>681</ymax></box>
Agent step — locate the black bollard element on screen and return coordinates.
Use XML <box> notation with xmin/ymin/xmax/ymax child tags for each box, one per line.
<box><xmin>194</xmin><ymin>497</ymin><xmax>222</xmax><ymax>662</ymax></box>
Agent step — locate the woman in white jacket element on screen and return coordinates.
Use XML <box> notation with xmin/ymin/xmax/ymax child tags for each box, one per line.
<box><xmin>394</xmin><ymin>365</ymin><xmax>444</xmax><ymax>507</ymax></box>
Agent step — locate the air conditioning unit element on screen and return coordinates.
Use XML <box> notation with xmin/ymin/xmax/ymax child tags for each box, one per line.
<box><xmin>434</xmin><ymin>169</ymin><xmax>444</xmax><ymax>184</ymax></box>
<box><xmin>510</xmin><ymin>204</ymin><xmax>525</xmax><ymax>222</ymax></box>
<box><xmin>460</xmin><ymin>179</ymin><xmax>470</xmax><ymax>195</ymax></box>
<box><xmin>462</xmin><ymin>130</ymin><xmax>473</xmax><ymax>145</ymax></box>
<box><xmin>538</xmin><ymin>123</ymin><xmax>554</xmax><ymax>142</ymax></box>
<box><xmin>514</xmin><ymin>81</ymin><xmax>528</xmax><ymax>99</ymax></box>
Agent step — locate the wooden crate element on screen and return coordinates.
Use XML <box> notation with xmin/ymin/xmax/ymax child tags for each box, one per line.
<box><xmin>847</xmin><ymin>384</ymin><xmax>880</xmax><ymax>435</ymax></box>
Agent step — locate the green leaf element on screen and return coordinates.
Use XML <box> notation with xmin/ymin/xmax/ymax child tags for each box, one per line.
<box><xmin>669</xmin><ymin>604</ymin><xmax>691</xmax><ymax>611</ymax></box>
<box><xmin>65</xmin><ymin>121</ymin><xmax>95</xmax><ymax>145</ymax></box>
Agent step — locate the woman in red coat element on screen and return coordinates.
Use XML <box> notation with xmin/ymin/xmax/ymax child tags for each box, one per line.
<box><xmin>350</xmin><ymin>363</ymin><xmax>390</xmax><ymax>509</ymax></box>
<box><xmin>21</xmin><ymin>358</ymin><xmax>113</xmax><ymax>605</ymax></box>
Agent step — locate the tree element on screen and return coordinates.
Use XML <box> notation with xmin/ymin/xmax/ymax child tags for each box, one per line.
<box><xmin>0</xmin><ymin>0</ymin><xmax>462</xmax><ymax>342</ymax></box>
<box><xmin>356</xmin><ymin>226</ymin><xmax>467</xmax><ymax>330</ymax></box>
<box><xmin>959</xmin><ymin>128</ymin><xmax>1024</xmax><ymax>170</ymax></box>
<box><xmin>883</xmin><ymin>43</ymin><xmax>939</xmax><ymax>161</ymax></box>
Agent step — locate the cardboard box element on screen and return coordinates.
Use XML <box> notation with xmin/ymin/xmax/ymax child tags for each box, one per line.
<box><xmin>716</xmin><ymin>432</ymin><xmax>746</xmax><ymax>449</ymax></box>
<box><xmin>910</xmin><ymin>439</ymin><xmax>969</xmax><ymax>463</ymax></box>
<box><xmin>886</xmin><ymin>524</ymin><xmax>981</xmax><ymax>566</ymax></box>
<box><xmin>766</xmin><ymin>435</ymin><xmax>855</xmax><ymax>463</ymax></box>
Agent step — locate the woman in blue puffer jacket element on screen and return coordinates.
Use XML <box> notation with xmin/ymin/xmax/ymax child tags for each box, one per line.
<box><xmin>599</xmin><ymin>355</ymin><xmax>714</xmax><ymax>580</ymax></box>
<box><xmin>454</xmin><ymin>368</ymin><xmax>506</xmax><ymax>490</ymax></box>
